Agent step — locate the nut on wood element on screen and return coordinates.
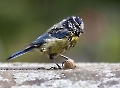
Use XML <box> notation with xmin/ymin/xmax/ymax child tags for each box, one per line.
<box><xmin>62</xmin><ymin>59</ymin><xmax>76</xmax><ymax>69</ymax></box>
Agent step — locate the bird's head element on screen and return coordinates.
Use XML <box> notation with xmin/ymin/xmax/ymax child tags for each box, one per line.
<box><xmin>62</xmin><ymin>16</ymin><xmax>84</xmax><ymax>37</ymax></box>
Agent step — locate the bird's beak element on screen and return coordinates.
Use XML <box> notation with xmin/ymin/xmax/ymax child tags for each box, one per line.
<box><xmin>81</xmin><ymin>29</ymin><xmax>85</xmax><ymax>34</ymax></box>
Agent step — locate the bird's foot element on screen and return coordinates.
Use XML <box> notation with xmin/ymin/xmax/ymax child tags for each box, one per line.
<box><xmin>49</xmin><ymin>66</ymin><xmax>62</xmax><ymax>70</ymax></box>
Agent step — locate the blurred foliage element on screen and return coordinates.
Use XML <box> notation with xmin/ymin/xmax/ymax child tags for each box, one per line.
<box><xmin>0</xmin><ymin>0</ymin><xmax>120</xmax><ymax>62</ymax></box>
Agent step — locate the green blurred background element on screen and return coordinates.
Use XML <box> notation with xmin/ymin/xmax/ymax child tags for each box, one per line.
<box><xmin>0</xmin><ymin>0</ymin><xmax>120</xmax><ymax>63</ymax></box>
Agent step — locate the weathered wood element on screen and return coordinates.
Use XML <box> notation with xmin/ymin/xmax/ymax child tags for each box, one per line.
<box><xmin>0</xmin><ymin>63</ymin><xmax>120</xmax><ymax>88</ymax></box>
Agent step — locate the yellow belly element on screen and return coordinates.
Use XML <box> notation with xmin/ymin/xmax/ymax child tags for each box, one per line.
<box><xmin>40</xmin><ymin>38</ymin><xmax>69</xmax><ymax>55</ymax></box>
<box><xmin>39</xmin><ymin>36</ymin><xmax>79</xmax><ymax>55</ymax></box>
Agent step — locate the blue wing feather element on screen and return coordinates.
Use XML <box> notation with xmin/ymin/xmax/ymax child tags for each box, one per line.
<box><xmin>50</xmin><ymin>29</ymin><xmax>70</xmax><ymax>39</ymax></box>
<box><xmin>32</xmin><ymin>33</ymin><xmax>51</xmax><ymax>45</ymax></box>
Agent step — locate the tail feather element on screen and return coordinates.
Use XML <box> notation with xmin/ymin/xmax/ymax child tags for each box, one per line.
<box><xmin>7</xmin><ymin>45</ymin><xmax>35</xmax><ymax>60</ymax></box>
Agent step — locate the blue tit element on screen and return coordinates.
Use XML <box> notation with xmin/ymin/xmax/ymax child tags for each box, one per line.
<box><xmin>7</xmin><ymin>16</ymin><xmax>84</xmax><ymax>69</ymax></box>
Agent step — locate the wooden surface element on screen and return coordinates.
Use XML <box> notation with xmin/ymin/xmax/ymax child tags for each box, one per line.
<box><xmin>0</xmin><ymin>62</ymin><xmax>120</xmax><ymax>88</ymax></box>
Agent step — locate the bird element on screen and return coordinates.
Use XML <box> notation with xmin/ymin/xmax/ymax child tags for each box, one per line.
<box><xmin>7</xmin><ymin>16</ymin><xmax>84</xmax><ymax>69</ymax></box>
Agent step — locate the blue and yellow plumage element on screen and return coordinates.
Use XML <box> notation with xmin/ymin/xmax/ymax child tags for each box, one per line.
<box><xmin>7</xmin><ymin>16</ymin><xmax>84</xmax><ymax>69</ymax></box>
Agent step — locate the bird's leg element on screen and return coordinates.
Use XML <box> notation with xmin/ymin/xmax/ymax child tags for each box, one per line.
<box><xmin>62</xmin><ymin>60</ymin><xmax>66</xmax><ymax>67</ymax></box>
<box><xmin>49</xmin><ymin>54</ymin><xmax>62</xmax><ymax>69</ymax></box>
<box><xmin>52</xmin><ymin>59</ymin><xmax>62</xmax><ymax>69</ymax></box>
<box><xmin>60</xmin><ymin>54</ymin><xmax>71</xmax><ymax>66</ymax></box>
<box><xmin>59</xmin><ymin>54</ymin><xmax>70</xmax><ymax>60</ymax></box>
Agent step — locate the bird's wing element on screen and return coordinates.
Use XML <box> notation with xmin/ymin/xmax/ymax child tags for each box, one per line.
<box><xmin>50</xmin><ymin>28</ymin><xmax>71</xmax><ymax>39</ymax></box>
<box><xmin>32</xmin><ymin>28</ymin><xmax>71</xmax><ymax>46</ymax></box>
<box><xmin>30</xmin><ymin>33</ymin><xmax>51</xmax><ymax>47</ymax></box>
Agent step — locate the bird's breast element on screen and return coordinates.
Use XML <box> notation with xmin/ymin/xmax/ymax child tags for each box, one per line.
<box><xmin>65</xmin><ymin>36</ymin><xmax>79</xmax><ymax>49</ymax></box>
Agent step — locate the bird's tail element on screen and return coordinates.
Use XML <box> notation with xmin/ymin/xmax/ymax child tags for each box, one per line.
<box><xmin>7</xmin><ymin>45</ymin><xmax>35</xmax><ymax>60</ymax></box>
